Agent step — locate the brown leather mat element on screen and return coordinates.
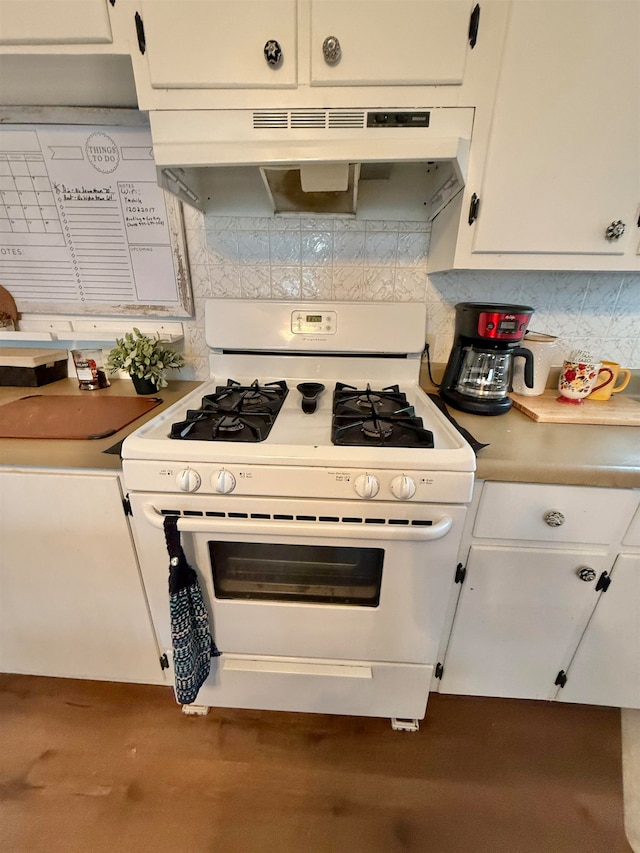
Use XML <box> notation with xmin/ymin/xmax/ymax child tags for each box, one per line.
<box><xmin>0</xmin><ymin>394</ymin><xmax>162</xmax><ymax>439</ymax></box>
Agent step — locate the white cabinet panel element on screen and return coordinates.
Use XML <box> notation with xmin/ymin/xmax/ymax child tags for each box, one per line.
<box><xmin>0</xmin><ymin>0</ymin><xmax>113</xmax><ymax>45</ymax></box>
<box><xmin>473</xmin><ymin>482</ymin><xmax>639</xmax><ymax>546</ymax></box>
<box><xmin>439</xmin><ymin>545</ymin><xmax>610</xmax><ymax>700</ymax></box>
<box><xmin>309</xmin><ymin>0</ymin><xmax>473</xmax><ymax>87</ymax></box>
<box><xmin>623</xmin><ymin>503</ymin><xmax>640</xmax><ymax>548</ymax></box>
<box><xmin>557</xmin><ymin>554</ymin><xmax>640</xmax><ymax>709</ymax></box>
<box><xmin>472</xmin><ymin>0</ymin><xmax>639</xmax><ymax>257</ymax></box>
<box><xmin>139</xmin><ymin>0</ymin><xmax>298</xmax><ymax>89</ymax></box>
<box><xmin>0</xmin><ymin>469</ymin><xmax>164</xmax><ymax>684</ymax></box>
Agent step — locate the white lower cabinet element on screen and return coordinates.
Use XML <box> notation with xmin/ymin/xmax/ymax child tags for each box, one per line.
<box><xmin>0</xmin><ymin>468</ymin><xmax>165</xmax><ymax>685</ymax></box>
<box><xmin>438</xmin><ymin>482</ymin><xmax>640</xmax><ymax>709</ymax></box>
<box><xmin>438</xmin><ymin>545</ymin><xmax>611</xmax><ymax>700</ymax></box>
<box><xmin>556</xmin><ymin>553</ymin><xmax>640</xmax><ymax>709</ymax></box>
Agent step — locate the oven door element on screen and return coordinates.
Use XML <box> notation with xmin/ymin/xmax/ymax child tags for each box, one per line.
<box><xmin>130</xmin><ymin>492</ymin><xmax>466</xmax><ymax>667</ymax></box>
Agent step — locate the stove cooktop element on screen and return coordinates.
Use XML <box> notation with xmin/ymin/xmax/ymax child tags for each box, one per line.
<box><xmin>167</xmin><ymin>379</ymin><xmax>437</xmax><ymax>449</ymax></box>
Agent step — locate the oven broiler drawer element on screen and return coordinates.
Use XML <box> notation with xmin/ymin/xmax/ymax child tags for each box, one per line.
<box><xmin>167</xmin><ymin>652</ymin><xmax>433</xmax><ymax>720</ymax></box>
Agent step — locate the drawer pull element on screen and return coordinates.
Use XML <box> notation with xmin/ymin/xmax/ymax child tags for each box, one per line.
<box><xmin>543</xmin><ymin>510</ymin><xmax>565</xmax><ymax>527</ymax></box>
<box><xmin>577</xmin><ymin>567</ymin><xmax>596</xmax><ymax>583</ymax></box>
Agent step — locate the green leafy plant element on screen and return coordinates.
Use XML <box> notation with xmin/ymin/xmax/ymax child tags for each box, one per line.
<box><xmin>107</xmin><ymin>328</ymin><xmax>185</xmax><ymax>390</ymax></box>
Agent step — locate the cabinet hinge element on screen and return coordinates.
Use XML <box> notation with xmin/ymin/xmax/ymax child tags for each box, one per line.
<box><xmin>134</xmin><ymin>12</ymin><xmax>146</xmax><ymax>55</ymax></box>
<box><xmin>122</xmin><ymin>495</ymin><xmax>132</xmax><ymax>516</ymax></box>
<box><xmin>468</xmin><ymin>4</ymin><xmax>481</xmax><ymax>48</ymax></box>
<box><xmin>555</xmin><ymin>670</ymin><xmax>567</xmax><ymax>688</ymax></box>
<box><xmin>454</xmin><ymin>563</ymin><xmax>466</xmax><ymax>584</ymax></box>
<box><xmin>109</xmin><ymin>0</ymin><xmax>115</xmax><ymax>6</ymax></box>
<box><xmin>468</xmin><ymin>193</ymin><xmax>480</xmax><ymax>225</ymax></box>
<box><xmin>435</xmin><ymin>662</ymin><xmax>444</xmax><ymax>679</ymax></box>
<box><xmin>160</xmin><ymin>653</ymin><xmax>169</xmax><ymax>670</ymax></box>
<box><xmin>595</xmin><ymin>571</ymin><xmax>611</xmax><ymax>593</ymax></box>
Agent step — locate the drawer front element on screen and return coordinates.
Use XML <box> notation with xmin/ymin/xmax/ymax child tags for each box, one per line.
<box><xmin>623</xmin><ymin>501</ymin><xmax>640</xmax><ymax>547</ymax></box>
<box><xmin>174</xmin><ymin>654</ymin><xmax>432</xmax><ymax>720</ymax></box>
<box><xmin>474</xmin><ymin>483</ymin><xmax>639</xmax><ymax>545</ymax></box>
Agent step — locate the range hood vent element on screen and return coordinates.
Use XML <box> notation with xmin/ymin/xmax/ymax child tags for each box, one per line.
<box><xmin>253</xmin><ymin>109</ymin><xmax>367</xmax><ymax>130</ymax></box>
<box><xmin>150</xmin><ymin>107</ymin><xmax>474</xmax><ymax>217</ymax></box>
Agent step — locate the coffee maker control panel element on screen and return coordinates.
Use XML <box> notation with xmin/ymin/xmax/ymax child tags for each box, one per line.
<box><xmin>477</xmin><ymin>311</ymin><xmax>531</xmax><ymax>341</ymax></box>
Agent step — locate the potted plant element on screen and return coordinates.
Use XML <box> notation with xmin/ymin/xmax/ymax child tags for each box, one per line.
<box><xmin>107</xmin><ymin>328</ymin><xmax>185</xmax><ymax>394</ymax></box>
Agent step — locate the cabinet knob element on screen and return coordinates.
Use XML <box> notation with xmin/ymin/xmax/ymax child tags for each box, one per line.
<box><xmin>264</xmin><ymin>40</ymin><xmax>283</xmax><ymax>67</ymax></box>
<box><xmin>543</xmin><ymin>509</ymin><xmax>565</xmax><ymax>527</ymax></box>
<box><xmin>322</xmin><ymin>35</ymin><xmax>342</xmax><ymax>65</ymax></box>
<box><xmin>605</xmin><ymin>220</ymin><xmax>626</xmax><ymax>240</ymax></box>
<box><xmin>577</xmin><ymin>567</ymin><xmax>597</xmax><ymax>583</ymax></box>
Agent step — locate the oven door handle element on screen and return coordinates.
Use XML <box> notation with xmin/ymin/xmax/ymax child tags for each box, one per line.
<box><xmin>141</xmin><ymin>504</ymin><xmax>454</xmax><ymax>542</ymax></box>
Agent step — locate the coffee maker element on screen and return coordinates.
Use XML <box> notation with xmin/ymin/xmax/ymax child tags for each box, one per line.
<box><xmin>440</xmin><ymin>303</ymin><xmax>535</xmax><ymax>415</ymax></box>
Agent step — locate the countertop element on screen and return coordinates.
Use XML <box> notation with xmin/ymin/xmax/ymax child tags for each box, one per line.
<box><xmin>0</xmin><ymin>378</ymin><xmax>201</xmax><ymax>471</ymax></box>
<box><xmin>419</xmin><ymin>366</ymin><xmax>640</xmax><ymax>489</ymax></box>
<box><xmin>0</xmin><ymin>374</ymin><xmax>638</xmax><ymax>488</ymax></box>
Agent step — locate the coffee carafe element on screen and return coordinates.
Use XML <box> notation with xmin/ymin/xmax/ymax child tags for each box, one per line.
<box><xmin>440</xmin><ymin>303</ymin><xmax>535</xmax><ymax>415</ymax></box>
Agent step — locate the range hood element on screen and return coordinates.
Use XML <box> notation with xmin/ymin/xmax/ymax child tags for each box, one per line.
<box><xmin>152</xmin><ymin>106</ymin><xmax>474</xmax><ymax>218</ymax></box>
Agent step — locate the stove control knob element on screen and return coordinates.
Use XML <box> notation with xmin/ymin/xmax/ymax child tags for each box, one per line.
<box><xmin>176</xmin><ymin>468</ymin><xmax>201</xmax><ymax>493</ymax></box>
<box><xmin>390</xmin><ymin>475</ymin><xmax>417</xmax><ymax>501</ymax></box>
<box><xmin>354</xmin><ymin>473</ymin><xmax>380</xmax><ymax>499</ymax></box>
<box><xmin>214</xmin><ymin>469</ymin><xmax>236</xmax><ymax>494</ymax></box>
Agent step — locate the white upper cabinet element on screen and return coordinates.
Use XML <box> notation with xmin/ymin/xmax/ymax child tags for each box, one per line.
<box><xmin>0</xmin><ymin>0</ymin><xmax>113</xmax><ymax>45</ymax></box>
<box><xmin>309</xmin><ymin>0</ymin><xmax>474</xmax><ymax>87</ymax></box>
<box><xmin>128</xmin><ymin>0</ymin><xmax>497</xmax><ymax>111</ymax></box>
<box><xmin>138</xmin><ymin>0</ymin><xmax>298</xmax><ymax>89</ymax></box>
<box><xmin>429</xmin><ymin>0</ymin><xmax>640</xmax><ymax>272</ymax></box>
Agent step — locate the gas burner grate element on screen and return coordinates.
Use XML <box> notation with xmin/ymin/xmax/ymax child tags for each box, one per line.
<box><xmin>332</xmin><ymin>383</ymin><xmax>434</xmax><ymax>448</ymax></box>
<box><xmin>169</xmin><ymin>378</ymin><xmax>287</xmax><ymax>442</ymax></box>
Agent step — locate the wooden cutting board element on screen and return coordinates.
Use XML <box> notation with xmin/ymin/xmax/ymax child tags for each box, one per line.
<box><xmin>0</xmin><ymin>394</ymin><xmax>162</xmax><ymax>439</ymax></box>
<box><xmin>510</xmin><ymin>390</ymin><xmax>640</xmax><ymax>425</ymax></box>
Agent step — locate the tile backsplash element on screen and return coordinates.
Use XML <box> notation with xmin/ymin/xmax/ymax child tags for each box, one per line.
<box><xmin>179</xmin><ymin>208</ymin><xmax>640</xmax><ymax>380</ymax></box>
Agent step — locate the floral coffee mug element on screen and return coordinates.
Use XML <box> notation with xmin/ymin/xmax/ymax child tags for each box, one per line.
<box><xmin>557</xmin><ymin>359</ymin><xmax>613</xmax><ymax>404</ymax></box>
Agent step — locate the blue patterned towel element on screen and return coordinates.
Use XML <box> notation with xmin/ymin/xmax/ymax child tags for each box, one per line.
<box><xmin>164</xmin><ymin>515</ymin><xmax>220</xmax><ymax>704</ymax></box>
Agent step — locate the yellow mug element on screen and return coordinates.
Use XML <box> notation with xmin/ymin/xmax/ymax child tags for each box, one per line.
<box><xmin>588</xmin><ymin>361</ymin><xmax>631</xmax><ymax>401</ymax></box>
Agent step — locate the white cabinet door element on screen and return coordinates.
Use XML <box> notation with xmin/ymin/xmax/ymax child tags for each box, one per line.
<box><xmin>138</xmin><ymin>0</ymin><xmax>297</xmax><ymax>89</ymax></box>
<box><xmin>0</xmin><ymin>469</ymin><xmax>164</xmax><ymax>684</ymax></box>
<box><xmin>439</xmin><ymin>545</ymin><xmax>611</xmax><ymax>700</ymax></box>
<box><xmin>309</xmin><ymin>0</ymin><xmax>474</xmax><ymax>87</ymax></box>
<box><xmin>556</xmin><ymin>554</ymin><xmax>640</xmax><ymax>709</ymax></box>
<box><xmin>471</xmin><ymin>0</ymin><xmax>639</xmax><ymax>257</ymax></box>
<box><xmin>0</xmin><ymin>0</ymin><xmax>113</xmax><ymax>44</ymax></box>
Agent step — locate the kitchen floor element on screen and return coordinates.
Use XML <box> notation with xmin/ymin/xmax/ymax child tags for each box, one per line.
<box><xmin>0</xmin><ymin>674</ymin><xmax>631</xmax><ymax>853</ymax></box>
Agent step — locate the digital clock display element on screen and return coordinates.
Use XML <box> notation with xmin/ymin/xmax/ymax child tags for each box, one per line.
<box><xmin>306</xmin><ymin>315</ymin><xmax>322</xmax><ymax>323</ymax></box>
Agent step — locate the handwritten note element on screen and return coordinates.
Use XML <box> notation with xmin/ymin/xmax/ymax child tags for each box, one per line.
<box><xmin>0</xmin><ymin>124</ymin><xmax>183</xmax><ymax>310</ymax></box>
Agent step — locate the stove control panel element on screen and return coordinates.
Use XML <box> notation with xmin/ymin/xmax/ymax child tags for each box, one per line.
<box><xmin>125</xmin><ymin>462</ymin><xmax>474</xmax><ymax>505</ymax></box>
<box><xmin>291</xmin><ymin>310</ymin><xmax>337</xmax><ymax>335</ymax></box>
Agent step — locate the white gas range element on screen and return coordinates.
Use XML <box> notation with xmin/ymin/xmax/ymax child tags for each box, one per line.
<box><xmin>122</xmin><ymin>300</ymin><xmax>475</xmax><ymax>729</ymax></box>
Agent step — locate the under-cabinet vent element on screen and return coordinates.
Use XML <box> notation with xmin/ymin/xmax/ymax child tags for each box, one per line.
<box><xmin>291</xmin><ymin>111</ymin><xmax>327</xmax><ymax>129</ymax></box>
<box><xmin>253</xmin><ymin>111</ymin><xmax>288</xmax><ymax>129</ymax></box>
<box><xmin>328</xmin><ymin>111</ymin><xmax>367</xmax><ymax>129</ymax></box>
<box><xmin>252</xmin><ymin>110</ymin><xmax>367</xmax><ymax>130</ymax></box>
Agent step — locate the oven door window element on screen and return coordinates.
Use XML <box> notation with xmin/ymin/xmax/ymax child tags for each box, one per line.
<box><xmin>209</xmin><ymin>541</ymin><xmax>383</xmax><ymax>606</ymax></box>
